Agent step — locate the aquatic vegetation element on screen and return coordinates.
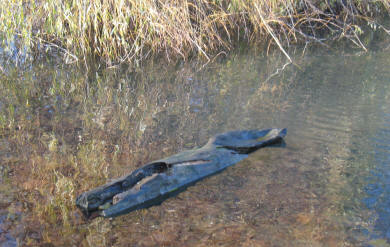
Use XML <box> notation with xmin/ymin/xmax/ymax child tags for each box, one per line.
<box><xmin>0</xmin><ymin>45</ymin><xmax>389</xmax><ymax>245</ymax></box>
<box><xmin>0</xmin><ymin>0</ymin><xmax>388</xmax><ymax>65</ymax></box>
<box><xmin>0</xmin><ymin>48</ymin><xmax>298</xmax><ymax>245</ymax></box>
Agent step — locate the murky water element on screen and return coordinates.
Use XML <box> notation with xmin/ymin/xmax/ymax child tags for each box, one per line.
<box><xmin>0</xmin><ymin>41</ymin><xmax>390</xmax><ymax>246</ymax></box>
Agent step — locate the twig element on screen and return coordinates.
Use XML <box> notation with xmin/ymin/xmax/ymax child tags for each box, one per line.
<box><xmin>263</xmin><ymin>61</ymin><xmax>292</xmax><ymax>84</ymax></box>
<box><xmin>254</xmin><ymin>4</ymin><xmax>292</xmax><ymax>63</ymax></box>
<box><xmin>197</xmin><ymin>51</ymin><xmax>227</xmax><ymax>72</ymax></box>
<box><xmin>378</xmin><ymin>23</ymin><xmax>390</xmax><ymax>35</ymax></box>
<box><xmin>36</xmin><ymin>37</ymin><xmax>79</xmax><ymax>63</ymax></box>
<box><xmin>352</xmin><ymin>30</ymin><xmax>367</xmax><ymax>52</ymax></box>
<box><xmin>12</xmin><ymin>32</ymin><xmax>79</xmax><ymax>64</ymax></box>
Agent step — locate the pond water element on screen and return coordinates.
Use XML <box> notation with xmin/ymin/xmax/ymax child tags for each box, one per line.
<box><xmin>0</xmin><ymin>40</ymin><xmax>390</xmax><ymax>246</ymax></box>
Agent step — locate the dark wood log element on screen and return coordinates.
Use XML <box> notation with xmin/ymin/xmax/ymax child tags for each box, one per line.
<box><xmin>76</xmin><ymin>128</ymin><xmax>287</xmax><ymax>218</ymax></box>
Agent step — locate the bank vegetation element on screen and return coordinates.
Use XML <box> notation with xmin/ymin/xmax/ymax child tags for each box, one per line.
<box><xmin>0</xmin><ymin>0</ymin><xmax>389</xmax><ymax>65</ymax></box>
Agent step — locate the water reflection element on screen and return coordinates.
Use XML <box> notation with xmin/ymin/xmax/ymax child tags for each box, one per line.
<box><xmin>0</xmin><ymin>44</ymin><xmax>390</xmax><ymax>246</ymax></box>
<box><xmin>364</xmin><ymin>111</ymin><xmax>390</xmax><ymax>244</ymax></box>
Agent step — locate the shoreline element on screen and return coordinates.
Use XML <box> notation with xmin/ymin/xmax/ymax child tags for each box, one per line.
<box><xmin>0</xmin><ymin>0</ymin><xmax>389</xmax><ymax>66</ymax></box>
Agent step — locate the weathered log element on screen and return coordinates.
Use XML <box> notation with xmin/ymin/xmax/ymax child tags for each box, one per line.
<box><xmin>76</xmin><ymin>128</ymin><xmax>287</xmax><ymax>218</ymax></box>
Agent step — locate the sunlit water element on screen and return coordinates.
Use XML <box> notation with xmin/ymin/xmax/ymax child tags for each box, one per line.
<box><xmin>0</xmin><ymin>42</ymin><xmax>390</xmax><ymax>246</ymax></box>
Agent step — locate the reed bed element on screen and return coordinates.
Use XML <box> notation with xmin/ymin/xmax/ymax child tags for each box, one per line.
<box><xmin>0</xmin><ymin>0</ymin><xmax>389</xmax><ymax>65</ymax></box>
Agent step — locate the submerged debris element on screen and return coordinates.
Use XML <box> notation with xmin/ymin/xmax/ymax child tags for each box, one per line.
<box><xmin>76</xmin><ymin>128</ymin><xmax>287</xmax><ymax>218</ymax></box>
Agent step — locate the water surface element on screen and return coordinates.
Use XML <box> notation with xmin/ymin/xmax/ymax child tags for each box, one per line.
<box><xmin>0</xmin><ymin>43</ymin><xmax>390</xmax><ymax>246</ymax></box>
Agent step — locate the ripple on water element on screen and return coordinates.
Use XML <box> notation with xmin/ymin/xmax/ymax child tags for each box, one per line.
<box><xmin>363</xmin><ymin>110</ymin><xmax>390</xmax><ymax>243</ymax></box>
<box><xmin>1</xmin><ymin>44</ymin><xmax>390</xmax><ymax>246</ymax></box>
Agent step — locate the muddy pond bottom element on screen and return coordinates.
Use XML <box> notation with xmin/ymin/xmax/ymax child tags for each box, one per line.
<box><xmin>0</xmin><ymin>44</ymin><xmax>390</xmax><ymax>246</ymax></box>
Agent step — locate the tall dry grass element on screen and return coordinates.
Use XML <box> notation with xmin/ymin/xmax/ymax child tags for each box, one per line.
<box><xmin>0</xmin><ymin>0</ymin><xmax>389</xmax><ymax>65</ymax></box>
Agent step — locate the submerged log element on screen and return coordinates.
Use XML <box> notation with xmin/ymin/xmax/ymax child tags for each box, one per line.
<box><xmin>76</xmin><ymin>128</ymin><xmax>287</xmax><ymax>218</ymax></box>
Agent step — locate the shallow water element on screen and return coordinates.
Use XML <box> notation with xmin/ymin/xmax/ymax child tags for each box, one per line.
<box><xmin>0</xmin><ymin>42</ymin><xmax>390</xmax><ymax>246</ymax></box>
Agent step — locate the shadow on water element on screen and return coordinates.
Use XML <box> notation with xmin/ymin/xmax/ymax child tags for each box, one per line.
<box><xmin>0</xmin><ymin>35</ymin><xmax>390</xmax><ymax>246</ymax></box>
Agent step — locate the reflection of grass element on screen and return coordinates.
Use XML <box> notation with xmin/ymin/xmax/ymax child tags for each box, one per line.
<box><xmin>4</xmin><ymin>47</ymin><xmax>385</xmax><ymax>245</ymax></box>
<box><xmin>0</xmin><ymin>54</ymin><xmax>297</xmax><ymax>244</ymax></box>
<box><xmin>24</xmin><ymin>139</ymin><xmax>112</xmax><ymax>243</ymax></box>
<box><xmin>0</xmin><ymin>0</ymin><xmax>388</xmax><ymax>65</ymax></box>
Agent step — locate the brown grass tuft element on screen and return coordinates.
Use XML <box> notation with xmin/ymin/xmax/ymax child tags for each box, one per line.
<box><xmin>0</xmin><ymin>0</ymin><xmax>389</xmax><ymax>65</ymax></box>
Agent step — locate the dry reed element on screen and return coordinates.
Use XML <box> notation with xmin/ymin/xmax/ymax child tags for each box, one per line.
<box><xmin>0</xmin><ymin>0</ymin><xmax>389</xmax><ymax>65</ymax></box>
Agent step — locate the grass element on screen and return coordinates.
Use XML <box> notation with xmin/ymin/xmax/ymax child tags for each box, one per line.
<box><xmin>0</xmin><ymin>0</ymin><xmax>389</xmax><ymax>66</ymax></box>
